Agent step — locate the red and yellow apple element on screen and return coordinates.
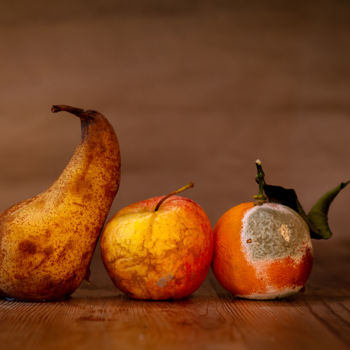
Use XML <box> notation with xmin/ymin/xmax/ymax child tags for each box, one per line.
<box><xmin>100</xmin><ymin>183</ymin><xmax>213</xmax><ymax>300</ymax></box>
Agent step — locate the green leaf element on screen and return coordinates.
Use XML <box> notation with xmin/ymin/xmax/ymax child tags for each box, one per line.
<box><xmin>307</xmin><ymin>181</ymin><xmax>350</xmax><ymax>239</ymax></box>
<box><xmin>263</xmin><ymin>181</ymin><xmax>350</xmax><ymax>240</ymax></box>
<box><xmin>263</xmin><ymin>184</ymin><xmax>300</xmax><ymax>213</ymax></box>
<box><xmin>263</xmin><ymin>184</ymin><xmax>317</xmax><ymax>235</ymax></box>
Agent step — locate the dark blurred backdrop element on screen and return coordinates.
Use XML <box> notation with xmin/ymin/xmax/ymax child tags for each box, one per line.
<box><xmin>0</xmin><ymin>0</ymin><xmax>349</xmax><ymax>288</ymax></box>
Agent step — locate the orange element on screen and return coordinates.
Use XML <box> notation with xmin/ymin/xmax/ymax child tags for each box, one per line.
<box><xmin>213</xmin><ymin>201</ymin><xmax>313</xmax><ymax>299</ymax></box>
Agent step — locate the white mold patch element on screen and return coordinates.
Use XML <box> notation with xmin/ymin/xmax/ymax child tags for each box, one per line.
<box><xmin>236</xmin><ymin>285</ymin><xmax>302</xmax><ymax>300</ymax></box>
<box><xmin>279</xmin><ymin>224</ymin><xmax>291</xmax><ymax>242</ymax></box>
<box><xmin>156</xmin><ymin>274</ymin><xmax>174</xmax><ymax>288</ymax></box>
<box><xmin>242</xmin><ymin>203</ymin><xmax>311</xmax><ymax>262</ymax></box>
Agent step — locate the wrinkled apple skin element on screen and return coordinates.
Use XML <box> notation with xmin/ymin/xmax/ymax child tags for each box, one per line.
<box><xmin>101</xmin><ymin>195</ymin><xmax>213</xmax><ymax>300</ymax></box>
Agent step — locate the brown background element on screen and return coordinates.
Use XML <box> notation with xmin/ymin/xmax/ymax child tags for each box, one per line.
<box><xmin>0</xmin><ymin>0</ymin><xmax>349</xmax><ymax>288</ymax></box>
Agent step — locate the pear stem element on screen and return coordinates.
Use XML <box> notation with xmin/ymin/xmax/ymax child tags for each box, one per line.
<box><xmin>51</xmin><ymin>105</ymin><xmax>96</xmax><ymax>123</ymax></box>
<box><xmin>154</xmin><ymin>182</ymin><xmax>194</xmax><ymax>212</ymax></box>
<box><xmin>253</xmin><ymin>159</ymin><xmax>267</xmax><ymax>204</ymax></box>
<box><xmin>51</xmin><ymin>105</ymin><xmax>85</xmax><ymax>116</ymax></box>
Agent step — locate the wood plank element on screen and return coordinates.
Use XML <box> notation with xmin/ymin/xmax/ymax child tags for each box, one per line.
<box><xmin>0</xmin><ymin>238</ymin><xmax>349</xmax><ymax>350</ymax></box>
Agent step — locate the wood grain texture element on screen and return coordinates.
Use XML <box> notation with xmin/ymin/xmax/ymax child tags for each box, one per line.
<box><xmin>0</xmin><ymin>239</ymin><xmax>349</xmax><ymax>350</ymax></box>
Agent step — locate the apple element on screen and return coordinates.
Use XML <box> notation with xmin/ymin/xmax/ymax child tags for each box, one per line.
<box><xmin>100</xmin><ymin>183</ymin><xmax>213</xmax><ymax>300</ymax></box>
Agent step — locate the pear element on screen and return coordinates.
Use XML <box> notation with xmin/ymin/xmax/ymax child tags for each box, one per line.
<box><xmin>0</xmin><ymin>105</ymin><xmax>121</xmax><ymax>301</ymax></box>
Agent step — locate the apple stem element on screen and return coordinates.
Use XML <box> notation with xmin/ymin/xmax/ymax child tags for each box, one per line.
<box><xmin>154</xmin><ymin>182</ymin><xmax>194</xmax><ymax>212</ymax></box>
<box><xmin>253</xmin><ymin>159</ymin><xmax>267</xmax><ymax>204</ymax></box>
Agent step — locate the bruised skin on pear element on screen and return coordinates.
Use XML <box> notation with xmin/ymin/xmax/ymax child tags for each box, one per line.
<box><xmin>0</xmin><ymin>105</ymin><xmax>120</xmax><ymax>301</ymax></box>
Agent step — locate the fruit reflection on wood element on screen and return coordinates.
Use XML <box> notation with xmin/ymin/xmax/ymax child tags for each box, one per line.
<box><xmin>0</xmin><ymin>105</ymin><xmax>120</xmax><ymax>301</ymax></box>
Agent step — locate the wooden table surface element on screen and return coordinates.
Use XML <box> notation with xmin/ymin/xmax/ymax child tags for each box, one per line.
<box><xmin>1</xmin><ymin>238</ymin><xmax>349</xmax><ymax>350</ymax></box>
